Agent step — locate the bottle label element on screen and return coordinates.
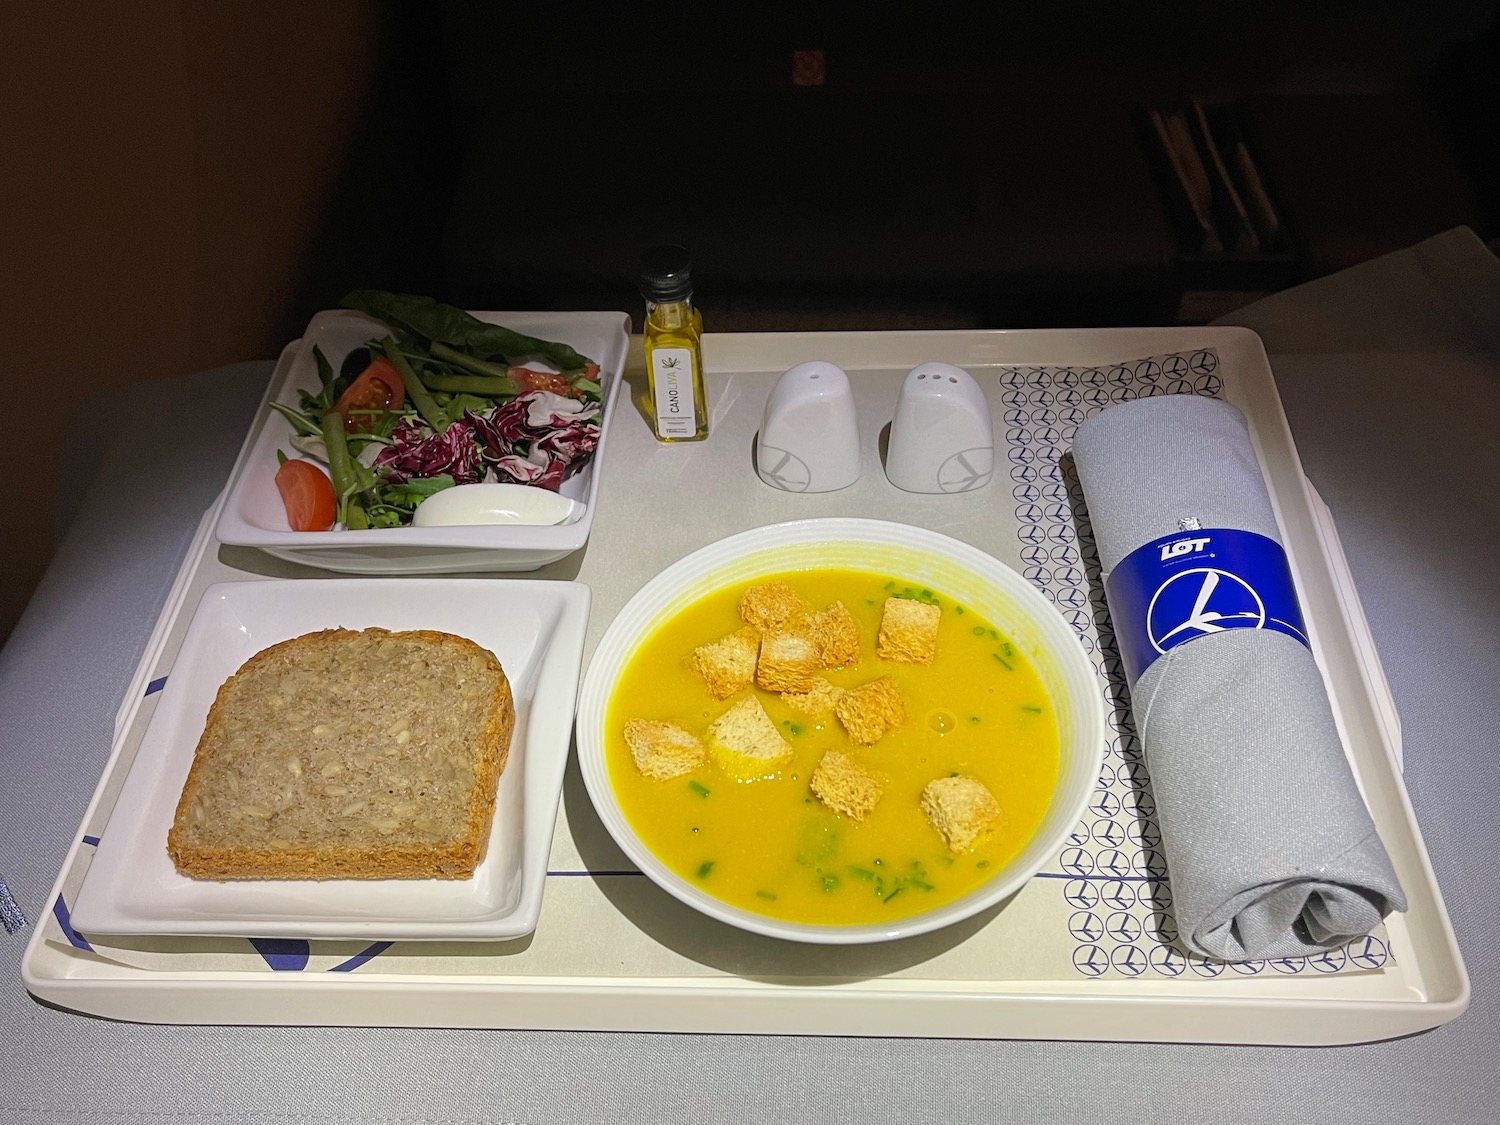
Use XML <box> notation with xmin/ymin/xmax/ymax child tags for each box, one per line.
<box><xmin>651</xmin><ymin>347</ymin><xmax>698</xmax><ymax>438</ymax></box>
<box><xmin>1104</xmin><ymin>527</ymin><xmax>1309</xmax><ymax>686</ymax></box>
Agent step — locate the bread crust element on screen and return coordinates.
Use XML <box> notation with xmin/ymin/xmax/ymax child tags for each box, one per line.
<box><xmin>166</xmin><ymin>627</ymin><xmax>514</xmax><ymax>881</ymax></box>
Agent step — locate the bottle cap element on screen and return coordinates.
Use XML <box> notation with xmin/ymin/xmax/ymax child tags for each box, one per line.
<box><xmin>639</xmin><ymin>244</ymin><xmax>694</xmax><ymax>302</ymax></box>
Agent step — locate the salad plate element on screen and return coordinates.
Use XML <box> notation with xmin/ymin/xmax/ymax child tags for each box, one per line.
<box><xmin>69</xmin><ymin>577</ymin><xmax>591</xmax><ymax>940</ymax></box>
<box><xmin>216</xmin><ymin>307</ymin><xmax>631</xmax><ymax>573</ymax></box>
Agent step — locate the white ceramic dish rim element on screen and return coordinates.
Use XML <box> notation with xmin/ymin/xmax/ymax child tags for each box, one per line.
<box><xmin>214</xmin><ymin>308</ymin><xmax>630</xmax><ymax>554</ymax></box>
<box><xmin>576</xmin><ymin>517</ymin><xmax>1107</xmax><ymax>945</ymax></box>
<box><xmin>70</xmin><ymin>577</ymin><xmax>591</xmax><ymax>941</ymax></box>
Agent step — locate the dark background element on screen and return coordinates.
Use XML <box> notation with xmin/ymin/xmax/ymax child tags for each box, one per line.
<box><xmin>5</xmin><ymin>0</ymin><xmax>1498</xmax><ymax>646</ymax></box>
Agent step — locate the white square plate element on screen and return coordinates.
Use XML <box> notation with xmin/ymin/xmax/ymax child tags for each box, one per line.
<box><xmin>70</xmin><ymin>578</ymin><xmax>590</xmax><ymax>940</ymax></box>
<box><xmin>215</xmin><ymin>309</ymin><xmax>631</xmax><ymax>574</ymax></box>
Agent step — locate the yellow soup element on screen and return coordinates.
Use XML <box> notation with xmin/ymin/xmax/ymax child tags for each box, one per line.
<box><xmin>604</xmin><ymin>569</ymin><xmax>1061</xmax><ymax>926</ymax></box>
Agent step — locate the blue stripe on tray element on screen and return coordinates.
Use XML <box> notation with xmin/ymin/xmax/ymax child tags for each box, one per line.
<box><xmin>82</xmin><ymin>835</ymin><xmax>100</xmax><ymax>847</ymax></box>
<box><xmin>1034</xmin><ymin>872</ymin><xmax>1151</xmax><ymax>882</ymax></box>
<box><xmin>51</xmin><ymin>896</ymin><xmax>93</xmax><ymax>952</ymax></box>
<box><xmin>145</xmin><ymin>676</ymin><xmax>168</xmax><ymax>696</ymax></box>
<box><xmin>330</xmin><ymin>942</ymin><xmax>394</xmax><ymax>971</ymax></box>
<box><xmin>547</xmin><ymin>869</ymin><xmax>644</xmax><ymax>877</ymax></box>
<box><xmin>546</xmin><ymin>869</ymin><xmax>1147</xmax><ymax>882</ymax></box>
<box><xmin>251</xmin><ymin>937</ymin><xmax>310</xmax><ymax>971</ymax></box>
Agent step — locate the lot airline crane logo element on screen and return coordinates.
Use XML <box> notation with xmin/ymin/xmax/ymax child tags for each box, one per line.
<box><xmin>1105</xmin><ymin>528</ymin><xmax>1310</xmax><ymax>685</ymax></box>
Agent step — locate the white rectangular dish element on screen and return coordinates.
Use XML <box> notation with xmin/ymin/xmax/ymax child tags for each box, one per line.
<box><xmin>23</xmin><ymin>327</ymin><xmax>1467</xmax><ymax>1043</ymax></box>
<box><xmin>215</xmin><ymin>308</ymin><xmax>630</xmax><ymax>573</ymax></box>
<box><xmin>69</xmin><ymin>578</ymin><xmax>591</xmax><ymax>941</ymax></box>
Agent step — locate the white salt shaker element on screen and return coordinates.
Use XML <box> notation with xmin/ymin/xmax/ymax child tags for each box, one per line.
<box><xmin>755</xmin><ymin>361</ymin><xmax>861</xmax><ymax>493</ymax></box>
<box><xmin>885</xmin><ymin>361</ymin><xmax>994</xmax><ymax>493</ymax></box>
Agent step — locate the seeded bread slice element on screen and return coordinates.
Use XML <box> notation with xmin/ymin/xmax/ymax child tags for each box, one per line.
<box><xmin>167</xmin><ymin>627</ymin><xmax>514</xmax><ymax>881</ymax></box>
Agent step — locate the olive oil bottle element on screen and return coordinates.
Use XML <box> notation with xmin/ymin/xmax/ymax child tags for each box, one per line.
<box><xmin>639</xmin><ymin>244</ymin><xmax>708</xmax><ymax>442</ymax></box>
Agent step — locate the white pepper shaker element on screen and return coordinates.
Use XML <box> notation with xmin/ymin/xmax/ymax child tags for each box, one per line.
<box><xmin>885</xmin><ymin>361</ymin><xmax>994</xmax><ymax>493</ymax></box>
<box><xmin>755</xmin><ymin>361</ymin><xmax>861</xmax><ymax>493</ymax></box>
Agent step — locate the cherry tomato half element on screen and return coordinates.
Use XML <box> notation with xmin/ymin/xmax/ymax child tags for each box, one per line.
<box><xmin>331</xmin><ymin>357</ymin><xmax>406</xmax><ymax>432</ymax></box>
<box><xmin>275</xmin><ymin>459</ymin><xmax>337</xmax><ymax>531</ymax></box>
<box><xmin>511</xmin><ymin>366</ymin><xmax>575</xmax><ymax>396</ymax></box>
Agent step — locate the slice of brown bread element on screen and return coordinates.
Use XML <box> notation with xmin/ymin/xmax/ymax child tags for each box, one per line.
<box><xmin>166</xmin><ymin>627</ymin><xmax>514</xmax><ymax>881</ymax></box>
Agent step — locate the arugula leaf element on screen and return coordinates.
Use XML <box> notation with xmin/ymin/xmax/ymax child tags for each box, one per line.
<box><xmin>380</xmin><ymin>474</ymin><xmax>456</xmax><ymax>507</ymax></box>
<box><xmin>305</xmin><ymin>345</ymin><xmax>343</xmax><ymax>414</ymax></box>
<box><xmin>269</xmin><ymin>400</ymin><xmax>323</xmax><ymax>437</ymax></box>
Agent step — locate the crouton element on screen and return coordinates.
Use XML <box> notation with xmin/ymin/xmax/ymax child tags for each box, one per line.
<box><xmin>781</xmin><ymin>676</ymin><xmax>847</xmax><ymax>716</ymax></box>
<box><xmin>877</xmin><ymin>597</ymin><xmax>941</xmax><ymax>664</ymax></box>
<box><xmin>756</xmin><ymin>629</ymin><xmax>820</xmax><ymax>693</ymax></box>
<box><xmin>807</xmin><ymin>601</ymin><xmax>861</xmax><ymax>668</ymax></box>
<box><xmin>809</xmin><ymin>749</ymin><xmax>882</xmax><ymax>821</ymax></box>
<box><xmin>691</xmin><ymin>627</ymin><xmax>760</xmax><ymax>700</ymax></box>
<box><xmin>738</xmin><ymin>582</ymin><xmax>812</xmax><ymax>632</ymax></box>
<box><xmin>834</xmin><ymin>676</ymin><xmax>907</xmax><ymax>745</ymax></box>
<box><xmin>920</xmin><ymin>775</ymin><xmax>1003</xmax><ymax>852</ymax></box>
<box><xmin>706</xmin><ymin>696</ymin><xmax>793</xmax><ymax>781</ymax></box>
<box><xmin>623</xmin><ymin>720</ymin><xmax>708</xmax><ymax>781</ymax></box>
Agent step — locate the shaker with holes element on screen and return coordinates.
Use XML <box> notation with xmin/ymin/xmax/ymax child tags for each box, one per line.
<box><xmin>885</xmin><ymin>361</ymin><xmax>995</xmax><ymax>494</ymax></box>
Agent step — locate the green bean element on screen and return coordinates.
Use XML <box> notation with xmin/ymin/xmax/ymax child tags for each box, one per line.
<box><xmin>321</xmin><ymin>412</ymin><xmax>354</xmax><ymax>493</ymax></box>
<box><xmin>422</xmin><ymin>372</ymin><xmax>520</xmax><ymax>397</ymax></box>
<box><xmin>380</xmin><ymin>337</ymin><xmax>449</xmax><ymax>433</ymax></box>
<box><xmin>430</xmin><ymin>341</ymin><xmax>513</xmax><ymax>380</ymax></box>
<box><xmin>321</xmin><ymin>411</ymin><xmax>362</xmax><ymax>527</ymax></box>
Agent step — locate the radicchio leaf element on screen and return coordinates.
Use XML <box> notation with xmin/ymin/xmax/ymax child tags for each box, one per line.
<box><xmin>471</xmin><ymin>391</ymin><xmax>601</xmax><ymax>491</ymax></box>
<box><xmin>372</xmin><ymin>416</ymin><xmax>484</xmax><ymax>485</ymax></box>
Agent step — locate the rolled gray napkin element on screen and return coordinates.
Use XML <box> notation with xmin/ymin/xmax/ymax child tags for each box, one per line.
<box><xmin>1071</xmin><ymin>394</ymin><xmax>1405</xmax><ymax>960</ymax></box>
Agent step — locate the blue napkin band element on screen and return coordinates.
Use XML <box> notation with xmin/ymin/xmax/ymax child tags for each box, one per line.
<box><xmin>1105</xmin><ymin>527</ymin><xmax>1309</xmax><ymax>686</ymax></box>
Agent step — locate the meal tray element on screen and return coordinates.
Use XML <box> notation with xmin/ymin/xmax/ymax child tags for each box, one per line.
<box><xmin>22</xmin><ymin>327</ymin><xmax>1467</xmax><ymax>1043</ymax></box>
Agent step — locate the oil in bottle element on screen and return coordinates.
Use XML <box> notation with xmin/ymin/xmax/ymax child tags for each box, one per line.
<box><xmin>639</xmin><ymin>244</ymin><xmax>708</xmax><ymax>442</ymax></box>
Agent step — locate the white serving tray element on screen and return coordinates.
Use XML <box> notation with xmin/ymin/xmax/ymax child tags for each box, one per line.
<box><xmin>23</xmin><ymin>327</ymin><xmax>1468</xmax><ymax>1044</ymax></box>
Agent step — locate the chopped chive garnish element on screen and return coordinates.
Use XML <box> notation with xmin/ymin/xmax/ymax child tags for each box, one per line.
<box><xmin>883</xmin><ymin>886</ymin><xmax>905</xmax><ymax>903</ymax></box>
<box><xmin>971</xmin><ymin>625</ymin><xmax>986</xmax><ymax>636</ymax></box>
<box><xmin>921</xmin><ymin>588</ymin><xmax>933</xmax><ymax>599</ymax></box>
<box><xmin>992</xmin><ymin>653</ymin><xmax>1013</xmax><ymax>669</ymax></box>
<box><xmin>883</xmin><ymin>581</ymin><xmax>897</xmax><ymax>591</ymax></box>
<box><xmin>821</xmin><ymin>874</ymin><xmax>840</xmax><ymax>892</ymax></box>
<box><xmin>955</xmin><ymin>605</ymin><xmax>966</xmax><ymax>615</ymax></box>
<box><xmin>1021</xmin><ymin>704</ymin><xmax>1042</xmax><ymax>714</ymax></box>
<box><xmin>755</xmin><ymin>890</ymin><xmax>777</xmax><ymax>901</ymax></box>
<box><xmin>988</xmin><ymin>629</ymin><xmax>999</xmax><ymax>640</ymax></box>
<box><xmin>849</xmin><ymin>866</ymin><xmax>876</xmax><ymax>882</ymax></box>
<box><xmin>783</xmin><ymin>721</ymin><xmax>804</xmax><ymax>736</ymax></box>
<box><xmin>976</xmin><ymin>860</ymin><xmax>990</xmax><ymax>869</ymax></box>
<box><xmin>968</xmin><ymin>716</ymin><xmax>982</xmax><ymax>725</ymax></box>
<box><xmin>950</xmin><ymin>770</ymin><xmax>960</xmax><ymax>777</ymax></box>
<box><xmin>688</xmin><ymin>781</ymin><xmax>711</xmax><ymax>797</ymax></box>
<box><xmin>908</xmin><ymin>879</ymin><xmax>934</xmax><ymax>891</ymax></box>
<box><xmin>691</xmin><ymin>826</ymin><xmax>700</xmax><ymax>834</ymax></box>
<box><xmin>697</xmin><ymin>861</ymin><xmax>715</xmax><ymax>878</ymax></box>
<box><xmin>865</xmin><ymin>597</ymin><xmax>877</xmax><ymax>605</ymax></box>
<box><xmin>1002</xmin><ymin>641</ymin><xmax>1014</xmax><ymax>657</ymax></box>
